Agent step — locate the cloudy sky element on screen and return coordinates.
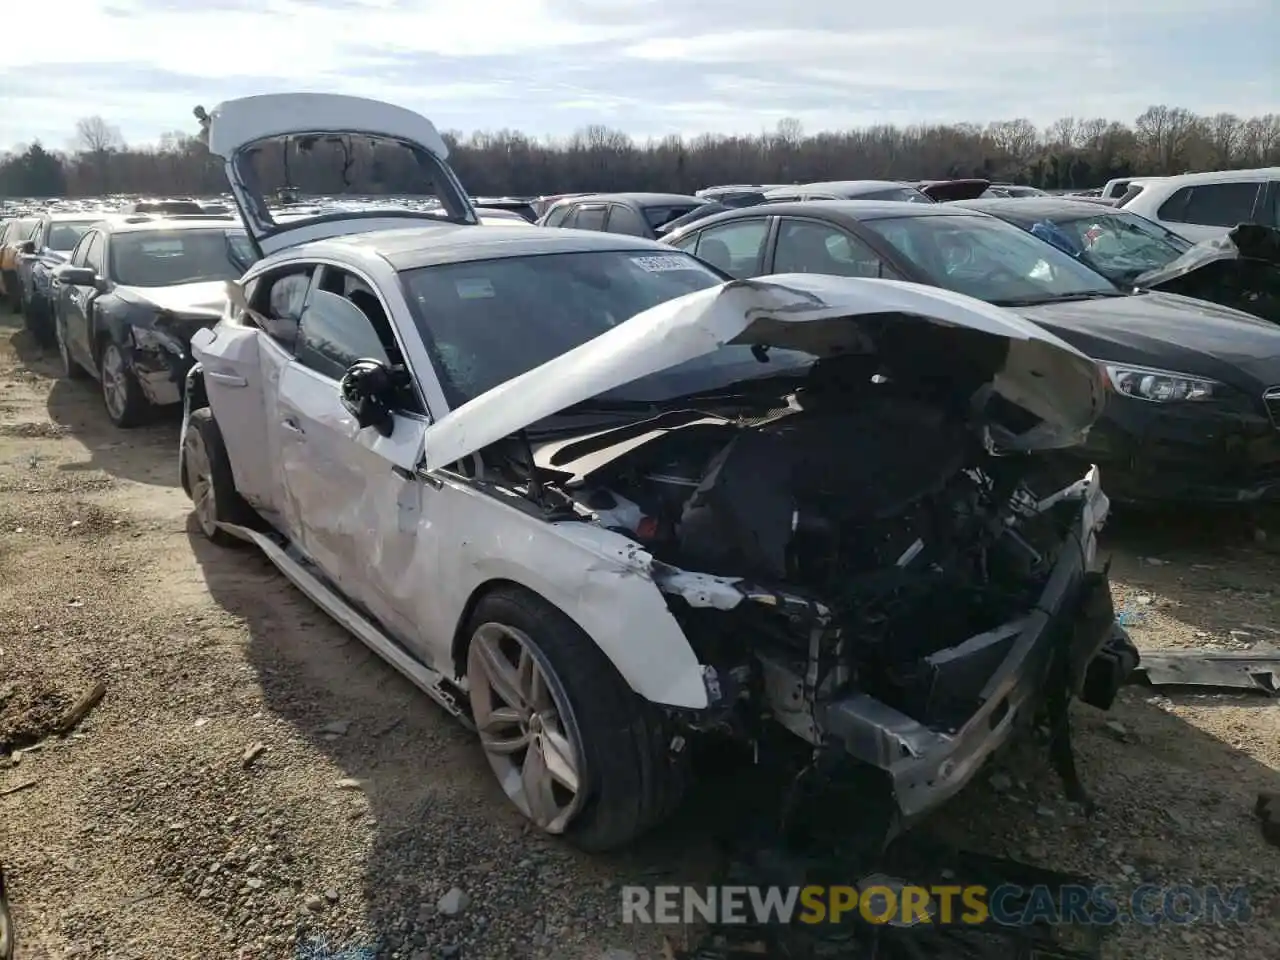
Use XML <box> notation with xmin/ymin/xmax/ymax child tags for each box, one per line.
<box><xmin>1</xmin><ymin>0</ymin><xmax>1276</xmax><ymax>151</ymax></box>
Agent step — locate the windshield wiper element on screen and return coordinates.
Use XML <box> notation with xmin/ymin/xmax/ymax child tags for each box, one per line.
<box><xmin>990</xmin><ymin>291</ymin><xmax>1129</xmax><ymax>307</ymax></box>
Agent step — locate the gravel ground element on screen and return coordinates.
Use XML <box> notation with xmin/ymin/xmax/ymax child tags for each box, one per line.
<box><xmin>1</xmin><ymin>313</ymin><xmax>1277</xmax><ymax>960</ymax></box>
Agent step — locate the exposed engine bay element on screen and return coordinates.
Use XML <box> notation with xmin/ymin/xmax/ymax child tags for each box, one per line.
<box><xmin>477</xmin><ymin>349</ymin><xmax>1129</xmax><ymax>827</ymax></box>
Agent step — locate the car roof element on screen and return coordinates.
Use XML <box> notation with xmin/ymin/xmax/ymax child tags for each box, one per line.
<box><xmin>315</xmin><ymin>223</ymin><xmax>671</xmax><ymax>271</ymax></box>
<box><xmin>955</xmin><ymin>197</ymin><xmax>1126</xmax><ymax>221</ymax></box>
<box><xmin>101</xmin><ymin>216</ymin><xmax>244</xmax><ymax>234</ymax></box>
<box><xmin>557</xmin><ymin>192</ymin><xmax>703</xmax><ymax>206</ymax></box>
<box><xmin>1150</xmin><ymin>166</ymin><xmax>1280</xmax><ymax>187</ymax></box>
<box><xmin>661</xmin><ymin>199</ymin><xmax>992</xmax><ymax>244</ymax></box>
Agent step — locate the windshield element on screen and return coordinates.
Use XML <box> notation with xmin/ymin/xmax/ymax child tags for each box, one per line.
<box><xmin>862</xmin><ymin>213</ymin><xmax>1120</xmax><ymax>305</ymax></box>
<box><xmin>1033</xmin><ymin>211</ymin><xmax>1193</xmax><ymax>284</ymax></box>
<box><xmin>110</xmin><ymin>229</ymin><xmax>255</xmax><ymax>286</ymax></box>
<box><xmin>48</xmin><ymin>221</ymin><xmax>95</xmax><ymax>251</ymax></box>
<box><xmin>401</xmin><ymin>249</ymin><xmax>811</xmax><ymax>411</ymax></box>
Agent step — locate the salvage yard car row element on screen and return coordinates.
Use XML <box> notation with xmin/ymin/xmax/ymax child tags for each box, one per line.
<box><xmin>1</xmin><ymin>92</ymin><xmax>1277</xmax><ymax>855</ymax></box>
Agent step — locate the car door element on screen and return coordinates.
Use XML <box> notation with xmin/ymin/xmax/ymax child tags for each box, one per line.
<box><xmin>60</xmin><ymin>231</ymin><xmax>105</xmax><ymax>368</ymax></box>
<box><xmin>272</xmin><ymin>265</ymin><xmax>435</xmax><ymax>648</ymax></box>
<box><xmin>194</xmin><ymin>265</ymin><xmax>315</xmax><ymax>522</ymax></box>
<box><xmin>684</xmin><ymin>218</ymin><xmax>773</xmax><ymax>278</ymax></box>
<box><xmin>769</xmin><ymin>217</ymin><xmax>903</xmax><ymax>279</ymax></box>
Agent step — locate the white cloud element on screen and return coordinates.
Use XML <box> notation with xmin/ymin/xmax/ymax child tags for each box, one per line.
<box><xmin>0</xmin><ymin>0</ymin><xmax>1275</xmax><ymax>150</ymax></box>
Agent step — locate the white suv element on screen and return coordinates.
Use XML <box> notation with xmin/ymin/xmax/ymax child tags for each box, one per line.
<box><xmin>1118</xmin><ymin>167</ymin><xmax>1280</xmax><ymax>242</ymax></box>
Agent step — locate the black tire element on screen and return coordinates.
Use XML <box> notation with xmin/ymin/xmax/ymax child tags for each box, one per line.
<box><xmin>24</xmin><ymin>295</ymin><xmax>55</xmax><ymax>349</ymax></box>
<box><xmin>55</xmin><ymin>310</ymin><xmax>87</xmax><ymax>380</ymax></box>
<box><xmin>98</xmin><ymin>339</ymin><xmax>149</xmax><ymax>428</ymax></box>
<box><xmin>466</xmin><ymin>586</ymin><xmax>688</xmax><ymax>851</ymax></box>
<box><xmin>182</xmin><ymin>407</ymin><xmax>255</xmax><ymax>547</ymax></box>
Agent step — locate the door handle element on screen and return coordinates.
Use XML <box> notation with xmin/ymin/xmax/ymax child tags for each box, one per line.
<box><xmin>206</xmin><ymin>371</ymin><xmax>247</xmax><ymax>388</ymax></box>
<box><xmin>280</xmin><ymin>418</ymin><xmax>305</xmax><ymax>436</ymax></box>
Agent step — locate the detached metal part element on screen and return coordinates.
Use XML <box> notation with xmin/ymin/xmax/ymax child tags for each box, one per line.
<box><xmin>1135</xmin><ymin>650</ymin><xmax>1280</xmax><ymax>696</ymax></box>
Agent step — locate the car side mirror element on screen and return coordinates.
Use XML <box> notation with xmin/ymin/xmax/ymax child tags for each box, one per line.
<box><xmin>339</xmin><ymin>359</ymin><xmax>408</xmax><ymax>438</ymax></box>
<box><xmin>54</xmin><ymin>266</ymin><xmax>98</xmax><ymax>287</ymax></box>
<box><xmin>19</xmin><ymin>241</ymin><xmax>35</xmax><ymax>255</ymax></box>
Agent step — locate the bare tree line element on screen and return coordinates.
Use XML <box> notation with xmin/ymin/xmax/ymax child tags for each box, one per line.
<box><xmin>2</xmin><ymin>105</ymin><xmax>1279</xmax><ymax>200</ymax></box>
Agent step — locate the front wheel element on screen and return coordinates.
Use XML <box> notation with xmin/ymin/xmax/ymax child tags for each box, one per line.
<box><xmin>181</xmin><ymin>407</ymin><xmax>254</xmax><ymax>547</ymax></box>
<box><xmin>465</xmin><ymin>586</ymin><xmax>688</xmax><ymax>851</ymax></box>
<box><xmin>99</xmin><ymin>340</ymin><xmax>148</xmax><ymax>427</ymax></box>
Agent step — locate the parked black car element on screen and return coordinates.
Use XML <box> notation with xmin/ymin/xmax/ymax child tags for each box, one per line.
<box><xmin>17</xmin><ymin>212</ymin><xmax>113</xmax><ymax>345</ymax></box>
<box><xmin>52</xmin><ymin>217</ymin><xmax>256</xmax><ymax>427</ymax></box>
<box><xmin>959</xmin><ymin>198</ymin><xmax>1280</xmax><ymax>326</ymax></box>
<box><xmin>537</xmin><ymin>192</ymin><xmax>707</xmax><ymax>239</ymax></box>
<box><xmin>662</xmin><ymin>200</ymin><xmax>1280</xmax><ymax>504</ymax></box>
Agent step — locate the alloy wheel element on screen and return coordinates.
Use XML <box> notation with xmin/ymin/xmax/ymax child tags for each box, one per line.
<box><xmin>100</xmin><ymin>344</ymin><xmax>129</xmax><ymax>421</ymax></box>
<box><xmin>467</xmin><ymin>622</ymin><xmax>586</xmax><ymax>834</ymax></box>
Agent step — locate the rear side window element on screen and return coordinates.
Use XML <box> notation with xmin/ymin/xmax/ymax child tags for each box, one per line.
<box><xmin>250</xmin><ymin>267</ymin><xmax>314</xmax><ymax>351</ymax></box>
<box><xmin>1159</xmin><ymin>182</ymin><xmax>1261</xmax><ymax>227</ymax></box>
<box><xmin>606</xmin><ymin>204</ymin><xmax>649</xmax><ymax>237</ymax></box>
<box><xmin>542</xmin><ymin>204</ymin><xmax>573</xmax><ymax>227</ymax></box>
<box><xmin>570</xmin><ymin>205</ymin><xmax>608</xmax><ymax>231</ymax></box>
<box><xmin>48</xmin><ymin>222</ymin><xmax>93</xmax><ymax>251</ymax></box>
<box><xmin>1116</xmin><ymin>185</ymin><xmax>1146</xmax><ymax>207</ymax></box>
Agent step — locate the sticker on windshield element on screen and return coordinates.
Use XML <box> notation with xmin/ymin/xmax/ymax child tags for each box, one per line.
<box><xmin>631</xmin><ymin>255</ymin><xmax>696</xmax><ymax>273</ymax></box>
<box><xmin>455</xmin><ymin>277</ymin><xmax>495</xmax><ymax>300</ymax></box>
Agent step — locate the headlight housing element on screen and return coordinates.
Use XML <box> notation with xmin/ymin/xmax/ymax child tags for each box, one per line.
<box><xmin>1099</xmin><ymin>362</ymin><xmax>1220</xmax><ymax>402</ymax></box>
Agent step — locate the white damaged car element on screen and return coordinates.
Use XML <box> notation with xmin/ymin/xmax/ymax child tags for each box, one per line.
<box><xmin>181</xmin><ymin>93</ymin><xmax>1139</xmax><ymax>851</ymax></box>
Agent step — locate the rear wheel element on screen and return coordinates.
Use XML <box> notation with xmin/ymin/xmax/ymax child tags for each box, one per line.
<box><xmin>182</xmin><ymin>407</ymin><xmax>254</xmax><ymax>547</ymax></box>
<box><xmin>465</xmin><ymin>586</ymin><xmax>688</xmax><ymax>851</ymax></box>
<box><xmin>99</xmin><ymin>340</ymin><xmax>148</xmax><ymax>427</ymax></box>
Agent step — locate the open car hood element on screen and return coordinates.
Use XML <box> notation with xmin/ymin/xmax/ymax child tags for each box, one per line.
<box><xmin>201</xmin><ymin>93</ymin><xmax>477</xmax><ymax>257</ymax></box>
<box><xmin>420</xmin><ymin>275</ymin><xmax>1105</xmax><ymax>471</ymax></box>
<box><xmin>1134</xmin><ymin>224</ymin><xmax>1280</xmax><ymax>326</ymax></box>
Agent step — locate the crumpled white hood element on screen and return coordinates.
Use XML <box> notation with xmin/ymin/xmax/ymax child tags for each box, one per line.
<box><xmin>421</xmin><ymin>274</ymin><xmax>1105</xmax><ymax>471</ymax></box>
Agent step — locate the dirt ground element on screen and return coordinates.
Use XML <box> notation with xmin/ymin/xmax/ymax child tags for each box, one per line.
<box><xmin>1</xmin><ymin>310</ymin><xmax>1277</xmax><ymax>960</ymax></box>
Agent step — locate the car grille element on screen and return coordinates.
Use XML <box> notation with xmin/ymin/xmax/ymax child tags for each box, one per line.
<box><xmin>1265</xmin><ymin>387</ymin><xmax>1280</xmax><ymax>428</ymax></box>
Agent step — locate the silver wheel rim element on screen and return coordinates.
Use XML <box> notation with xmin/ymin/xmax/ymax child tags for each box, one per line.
<box><xmin>184</xmin><ymin>428</ymin><xmax>218</xmax><ymax>537</ymax></box>
<box><xmin>467</xmin><ymin>623</ymin><xmax>585</xmax><ymax>834</ymax></box>
<box><xmin>101</xmin><ymin>344</ymin><xmax>128</xmax><ymax>420</ymax></box>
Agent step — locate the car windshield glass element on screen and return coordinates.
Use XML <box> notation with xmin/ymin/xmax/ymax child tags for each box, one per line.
<box><xmin>110</xmin><ymin>229</ymin><xmax>255</xmax><ymax>286</ymax></box>
<box><xmin>1046</xmin><ymin>211</ymin><xmax>1193</xmax><ymax>283</ymax></box>
<box><xmin>401</xmin><ymin>249</ymin><xmax>813</xmax><ymax>410</ymax></box>
<box><xmin>48</xmin><ymin>222</ymin><xmax>95</xmax><ymax>251</ymax></box>
<box><xmin>862</xmin><ymin>213</ymin><xmax>1120</xmax><ymax>305</ymax></box>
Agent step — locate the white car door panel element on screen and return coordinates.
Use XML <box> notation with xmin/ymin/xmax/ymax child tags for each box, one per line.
<box><xmin>274</xmin><ymin>361</ymin><xmax>438</xmax><ymax>658</ymax></box>
<box><xmin>190</xmin><ymin>325</ymin><xmax>276</xmax><ymax>512</ymax></box>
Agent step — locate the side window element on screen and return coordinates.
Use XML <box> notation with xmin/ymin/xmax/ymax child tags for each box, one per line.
<box><xmin>693</xmin><ymin>219</ymin><xmax>769</xmax><ymax>278</ymax></box>
<box><xmin>1160</xmin><ymin>183</ymin><xmax>1260</xmax><ymax>226</ymax></box>
<box><xmin>667</xmin><ymin>232</ymin><xmax>699</xmax><ymax>253</ymax></box>
<box><xmin>606</xmin><ymin>204</ymin><xmax>648</xmax><ymax>237</ymax></box>
<box><xmin>248</xmin><ymin>266</ymin><xmax>315</xmax><ymax>352</ymax></box>
<box><xmin>542</xmin><ymin>204</ymin><xmax>573</xmax><ymax>227</ymax></box>
<box><xmin>83</xmin><ymin>234</ymin><xmax>106</xmax><ymax>274</ymax></box>
<box><xmin>69</xmin><ymin>231</ymin><xmax>95</xmax><ymax>267</ymax></box>
<box><xmin>773</xmin><ymin>219</ymin><xmax>895</xmax><ymax>279</ymax></box>
<box><xmin>295</xmin><ymin>290</ymin><xmax>390</xmax><ymax>381</ymax></box>
<box><xmin>570</xmin><ymin>205</ymin><xmax>608</xmax><ymax>231</ymax></box>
